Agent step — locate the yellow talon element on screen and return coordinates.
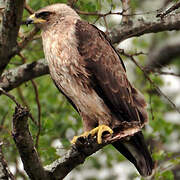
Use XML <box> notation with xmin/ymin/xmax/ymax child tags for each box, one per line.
<box><xmin>71</xmin><ymin>131</ymin><xmax>89</xmax><ymax>144</ymax></box>
<box><xmin>90</xmin><ymin>125</ymin><xmax>113</xmax><ymax>144</ymax></box>
<box><xmin>71</xmin><ymin>125</ymin><xmax>113</xmax><ymax>144</ymax></box>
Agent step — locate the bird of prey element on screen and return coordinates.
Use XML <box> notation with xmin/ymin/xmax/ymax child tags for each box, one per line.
<box><xmin>26</xmin><ymin>3</ymin><xmax>154</xmax><ymax>176</ymax></box>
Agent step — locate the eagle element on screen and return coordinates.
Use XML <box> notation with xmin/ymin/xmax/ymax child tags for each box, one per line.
<box><xmin>26</xmin><ymin>3</ymin><xmax>154</xmax><ymax>176</ymax></box>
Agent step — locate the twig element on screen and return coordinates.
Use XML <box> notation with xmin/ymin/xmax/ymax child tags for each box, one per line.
<box><xmin>16</xmin><ymin>53</ymin><xmax>39</xmax><ymax>127</ymax></box>
<box><xmin>121</xmin><ymin>0</ymin><xmax>132</xmax><ymax>24</ymax></box>
<box><xmin>17</xmin><ymin>54</ymin><xmax>38</xmax><ymax>126</ymax></box>
<box><xmin>118</xmin><ymin>49</ymin><xmax>148</xmax><ymax>56</ymax></box>
<box><xmin>0</xmin><ymin>80</ymin><xmax>39</xmax><ymax>128</ymax></box>
<box><xmin>163</xmin><ymin>0</ymin><xmax>172</xmax><ymax>8</ymax></box>
<box><xmin>149</xmin><ymin>91</ymin><xmax>155</xmax><ymax>121</ymax></box>
<box><xmin>12</xmin><ymin>27</ymin><xmax>40</xmax><ymax>56</ymax></box>
<box><xmin>31</xmin><ymin>80</ymin><xmax>41</xmax><ymax>149</ymax></box>
<box><xmin>0</xmin><ymin>88</ymin><xmax>20</xmax><ymax>106</ymax></box>
<box><xmin>16</xmin><ymin>87</ymin><xmax>37</xmax><ymax>126</ymax></box>
<box><xmin>148</xmin><ymin>70</ymin><xmax>180</xmax><ymax>77</ymax></box>
<box><xmin>118</xmin><ymin>49</ymin><xmax>180</xmax><ymax>114</ymax></box>
<box><xmin>157</xmin><ymin>154</ymin><xmax>180</xmax><ymax>173</ymax></box>
<box><xmin>67</xmin><ymin>0</ymin><xmax>78</xmax><ymax>7</ymax></box>
<box><xmin>17</xmin><ymin>87</ymin><xmax>29</xmax><ymax>107</ymax></box>
<box><xmin>0</xmin><ymin>112</ymin><xmax>8</xmax><ymax>127</ymax></box>
<box><xmin>76</xmin><ymin>9</ymin><xmax>123</xmax><ymax>17</ymax></box>
<box><xmin>157</xmin><ymin>1</ymin><xmax>180</xmax><ymax>18</ymax></box>
<box><xmin>0</xmin><ymin>111</ymin><xmax>10</xmax><ymax>135</ymax></box>
<box><xmin>0</xmin><ymin>125</ymin><xmax>11</xmax><ymax>135</ymax></box>
<box><xmin>103</xmin><ymin>16</ymin><xmax>109</xmax><ymax>33</ymax></box>
<box><xmin>25</xmin><ymin>3</ymin><xmax>34</xmax><ymax>14</ymax></box>
<box><xmin>149</xmin><ymin>152</ymin><xmax>180</xmax><ymax>180</ymax></box>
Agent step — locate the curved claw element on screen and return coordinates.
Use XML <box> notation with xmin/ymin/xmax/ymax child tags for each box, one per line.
<box><xmin>71</xmin><ymin>131</ymin><xmax>89</xmax><ymax>144</ymax></box>
<box><xmin>71</xmin><ymin>125</ymin><xmax>113</xmax><ymax>144</ymax></box>
<box><xmin>90</xmin><ymin>125</ymin><xmax>113</xmax><ymax>144</ymax></box>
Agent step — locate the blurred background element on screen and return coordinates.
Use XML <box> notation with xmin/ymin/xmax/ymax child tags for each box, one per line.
<box><xmin>0</xmin><ymin>0</ymin><xmax>180</xmax><ymax>179</ymax></box>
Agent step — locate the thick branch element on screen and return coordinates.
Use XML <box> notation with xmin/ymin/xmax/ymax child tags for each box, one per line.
<box><xmin>110</xmin><ymin>13</ymin><xmax>180</xmax><ymax>43</ymax></box>
<box><xmin>45</xmin><ymin>138</ymin><xmax>104</xmax><ymax>180</ymax></box>
<box><xmin>12</xmin><ymin>105</ymin><xmax>48</xmax><ymax>180</ymax></box>
<box><xmin>45</xmin><ymin>126</ymin><xmax>140</xmax><ymax>180</ymax></box>
<box><xmin>0</xmin><ymin>59</ymin><xmax>49</xmax><ymax>92</ymax></box>
<box><xmin>0</xmin><ymin>0</ymin><xmax>25</xmax><ymax>75</ymax></box>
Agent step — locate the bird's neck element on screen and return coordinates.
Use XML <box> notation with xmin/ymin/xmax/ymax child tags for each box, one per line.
<box><xmin>41</xmin><ymin>17</ymin><xmax>80</xmax><ymax>66</ymax></box>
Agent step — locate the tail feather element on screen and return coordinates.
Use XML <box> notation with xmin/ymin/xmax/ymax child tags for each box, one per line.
<box><xmin>112</xmin><ymin>131</ymin><xmax>154</xmax><ymax>176</ymax></box>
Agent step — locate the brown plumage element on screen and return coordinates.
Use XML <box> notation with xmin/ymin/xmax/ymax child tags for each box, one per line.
<box><xmin>26</xmin><ymin>3</ymin><xmax>154</xmax><ymax>176</ymax></box>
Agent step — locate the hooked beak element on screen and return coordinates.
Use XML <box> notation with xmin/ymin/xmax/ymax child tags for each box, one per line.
<box><xmin>26</xmin><ymin>18</ymin><xmax>34</xmax><ymax>26</ymax></box>
<box><xmin>26</xmin><ymin>14</ymin><xmax>46</xmax><ymax>26</ymax></box>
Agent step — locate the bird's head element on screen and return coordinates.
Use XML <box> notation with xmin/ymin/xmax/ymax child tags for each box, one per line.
<box><xmin>26</xmin><ymin>3</ymin><xmax>80</xmax><ymax>29</ymax></box>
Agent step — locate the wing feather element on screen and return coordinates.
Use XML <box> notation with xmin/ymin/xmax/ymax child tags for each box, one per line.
<box><xmin>75</xmin><ymin>20</ymin><xmax>147</xmax><ymax>125</ymax></box>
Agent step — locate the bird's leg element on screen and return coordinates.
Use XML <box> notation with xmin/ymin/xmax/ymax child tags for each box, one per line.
<box><xmin>90</xmin><ymin>125</ymin><xmax>113</xmax><ymax>144</ymax></box>
<box><xmin>71</xmin><ymin>125</ymin><xmax>113</xmax><ymax>144</ymax></box>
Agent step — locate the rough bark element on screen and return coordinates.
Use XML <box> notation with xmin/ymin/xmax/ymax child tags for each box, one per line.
<box><xmin>0</xmin><ymin>0</ymin><xmax>25</xmax><ymax>75</ymax></box>
<box><xmin>110</xmin><ymin>13</ymin><xmax>180</xmax><ymax>43</ymax></box>
<box><xmin>12</xmin><ymin>105</ymin><xmax>48</xmax><ymax>180</ymax></box>
<box><xmin>0</xmin><ymin>59</ymin><xmax>49</xmax><ymax>92</ymax></box>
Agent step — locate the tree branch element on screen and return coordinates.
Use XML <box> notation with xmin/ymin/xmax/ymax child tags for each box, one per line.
<box><xmin>121</xmin><ymin>0</ymin><xmax>131</xmax><ymax>24</ymax></box>
<box><xmin>45</xmin><ymin>138</ymin><xmax>104</xmax><ymax>180</ymax></box>
<box><xmin>25</xmin><ymin>2</ymin><xmax>34</xmax><ymax>14</ymax></box>
<box><xmin>110</xmin><ymin>13</ymin><xmax>180</xmax><ymax>43</ymax></box>
<box><xmin>31</xmin><ymin>80</ymin><xmax>42</xmax><ymax>149</ymax></box>
<box><xmin>45</xmin><ymin>125</ymin><xmax>140</xmax><ymax>179</ymax></box>
<box><xmin>157</xmin><ymin>1</ymin><xmax>180</xmax><ymax>18</ymax></box>
<box><xmin>12</xmin><ymin>27</ymin><xmax>40</xmax><ymax>56</ymax></box>
<box><xmin>0</xmin><ymin>59</ymin><xmax>49</xmax><ymax>92</ymax></box>
<box><xmin>0</xmin><ymin>0</ymin><xmax>25</xmax><ymax>75</ymax></box>
<box><xmin>118</xmin><ymin>49</ymin><xmax>180</xmax><ymax>114</ymax></box>
<box><xmin>148</xmin><ymin>70</ymin><xmax>180</xmax><ymax>77</ymax></box>
<box><xmin>12</xmin><ymin>105</ymin><xmax>48</xmax><ymax>180</ymax></box>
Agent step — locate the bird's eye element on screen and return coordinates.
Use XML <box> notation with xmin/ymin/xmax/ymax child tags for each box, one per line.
<box><xmin>35</xmin><ymin>11</ymin><xmax>51</xmax><ymax>19</ymax></box>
